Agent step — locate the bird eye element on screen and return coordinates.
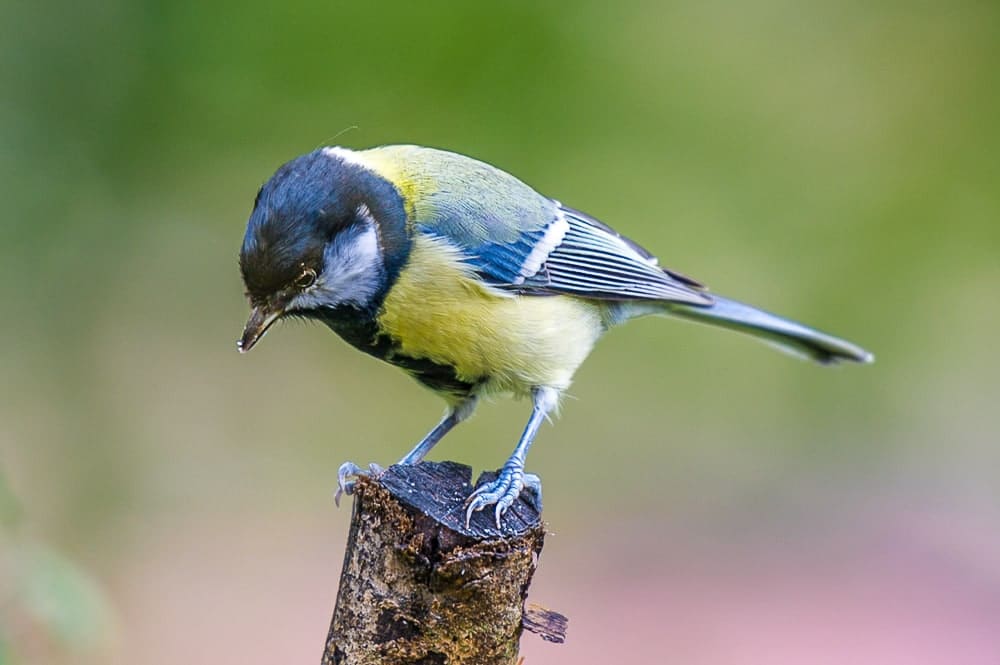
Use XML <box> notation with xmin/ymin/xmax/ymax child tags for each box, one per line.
<box><xmin>295</xmin><ymin>268</ymin><xmax>317</xmax><ymax>289</ymax></box>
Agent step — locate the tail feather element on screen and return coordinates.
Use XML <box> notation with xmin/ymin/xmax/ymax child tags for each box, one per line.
<box><xmin>666</xmin><ymin>295</ymin><xmax>874</xmax><ymax>365</ymax></box>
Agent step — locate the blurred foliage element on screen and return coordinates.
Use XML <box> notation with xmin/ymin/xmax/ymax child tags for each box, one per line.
<box><xmin>0</xmin><ymin>473</ymin><xmax>115</xmax><ymax>663</ymax></box>
<box><xmin>1</xmin><ymin>1</ymin><xmax>998</xmax><ymax>662</ymax></box>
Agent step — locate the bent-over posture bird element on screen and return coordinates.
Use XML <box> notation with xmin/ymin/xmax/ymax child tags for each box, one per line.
<box><xmin>237</xmin><ymin>145</ymin><xmax>873</xmax><ymax>527</ymax></box>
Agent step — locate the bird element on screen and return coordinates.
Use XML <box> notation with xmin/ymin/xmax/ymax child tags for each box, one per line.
<box><xmin>237</xmin><ymin>144</ymin><xmax>873</xmax><ymax>528</ymax></box>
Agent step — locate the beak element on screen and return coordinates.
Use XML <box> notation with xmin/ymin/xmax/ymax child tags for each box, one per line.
<box><xmin>238</xmin><ymin>304</ymin><xmax>283</xmax><ymax>353</ymax></box>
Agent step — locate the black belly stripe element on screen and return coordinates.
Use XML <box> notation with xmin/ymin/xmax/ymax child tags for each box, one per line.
<box><xmin>307</xmin><ymin>306</ymin><xmax>477</xmax><ymax>398</ymax></box>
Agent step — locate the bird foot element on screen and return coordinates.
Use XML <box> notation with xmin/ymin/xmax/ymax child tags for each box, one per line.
<box><xmin>464</xmin><ymin>468</ymin><xmax>542</xmax><ymax>529</ymax></box>
<box><xmin>334</xmin><ymin>461</ymin><xmax>385</xmax><ymax>506</ymax></box>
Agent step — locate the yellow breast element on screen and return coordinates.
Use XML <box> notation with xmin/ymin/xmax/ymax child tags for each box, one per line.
<box><xmin>377</xmin><ymin>235</ymin><xmax>605</xmax><ymax>398</ymax></box>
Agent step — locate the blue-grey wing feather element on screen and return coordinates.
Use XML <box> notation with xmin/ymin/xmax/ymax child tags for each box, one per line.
<box><xmin>512</xmin><ymin>205</ymin><xmax>712</xmax><ymax>305</ymax></box>
<box><xmin>393</xmin><ymin>145</ymin><xmax>710</xmax><ymax>304</ymax></box>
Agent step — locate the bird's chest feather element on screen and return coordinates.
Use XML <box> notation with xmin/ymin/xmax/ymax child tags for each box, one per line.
<box><xmin>376</xmin><ymin>236</ymin><xmax>605</xmax><ymax>395</ymax></box>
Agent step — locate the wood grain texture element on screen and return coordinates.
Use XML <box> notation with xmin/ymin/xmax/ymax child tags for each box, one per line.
<box><xmin>323</xmin><ymin>461</ymin><xmax>556</xmax><ymax>665</ymax></box>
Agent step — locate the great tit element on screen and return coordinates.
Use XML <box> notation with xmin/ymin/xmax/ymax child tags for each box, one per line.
<box><xmin>238</xmin><ymin>145</ymin><xmax>873</xmax><ymax>528</ymax></box>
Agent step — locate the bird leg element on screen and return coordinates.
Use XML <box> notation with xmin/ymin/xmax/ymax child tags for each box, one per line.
<box><xmin>335</xmin><ymin>396</ymin><xmax>478</xmax><ymax>505</ymax></box>
<box><xmin>465</xmin><ymin>386</ymin><xmax>557</xmax><ymax>528</ymax></box>
<box><xmin>397</xmin><ymin>395</ymin><xmax>478</xmax><ymax>465</ymax></box>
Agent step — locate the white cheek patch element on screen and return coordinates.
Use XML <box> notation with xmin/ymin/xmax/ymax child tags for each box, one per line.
<box><xmin>289</xmin><ymin>215</ymin><xmax>385</xmax><ymax>311</ymax></box>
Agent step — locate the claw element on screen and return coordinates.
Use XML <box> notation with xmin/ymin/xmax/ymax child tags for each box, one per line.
<box><xmin>334</xmin><ymin>461</ymin><xmax>384</xmax><ymax>507</ymax></box>
<box><xmin>464</xmin><ymin>499</ymin><xmax>480</xmax><ymax>530</ymax></box>
<box><xmin>522</xmin><ymin>473</ymin><xmax>543</xmax><ymax>513</ymax></box>
<box><xmin>335</xmin><ymin>462</ymin><xmax>363</xmax><ymax>506</ymax></box>
<box><xmin>463</xmin><ymin>466</ymin><xmax>530</xmax><ymax>529</ymax></box>
<box><xmin>461</xmin><ymin>386</ymin><xmax>555</xmax><ymax>529</ymax></box>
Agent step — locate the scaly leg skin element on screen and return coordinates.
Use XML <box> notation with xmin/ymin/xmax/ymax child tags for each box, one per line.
<box><xmin>465</xmin><ymin>387</ymin><xmax>558</xmax><ymax>529</ymax></box>
<box><xmin>398</xmin><ymin>396</ymin><xmax>478</xmax><ymax>465</ymax></box>
<box><xmin>334</xmin><ymin>396</ymin><xmax>478</xmax><ymax>506</ymax></box>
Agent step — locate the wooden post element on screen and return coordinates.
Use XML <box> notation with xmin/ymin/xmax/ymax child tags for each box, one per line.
<box><xmin>321</xmin><ymin>461</ymin><xmax>565</xmax><ymax>665</ymax></box>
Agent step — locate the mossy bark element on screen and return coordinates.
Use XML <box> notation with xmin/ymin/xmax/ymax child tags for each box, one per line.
<box><xmin>322</xmin><ymin>461</ymin><xmax>548</xmax><ymax>665</ymax></box>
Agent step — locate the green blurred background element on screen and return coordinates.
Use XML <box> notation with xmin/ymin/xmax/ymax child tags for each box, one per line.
<box><xmin>3</xmin><ymin>1</ymin><xmax>998</xmax><ymax>663</ymax></box>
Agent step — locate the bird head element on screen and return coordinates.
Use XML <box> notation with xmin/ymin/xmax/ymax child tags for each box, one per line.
<box><xmin>237</xmin><ymin>148</ymin><xmax>409</xmax><ymax>352</ymax></box>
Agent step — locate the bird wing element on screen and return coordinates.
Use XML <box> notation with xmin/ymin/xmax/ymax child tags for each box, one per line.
<box><xmin>419</xmin><ymin>200</ymin><xmax>712</xmax><ymax>305</ymax></box>
<box><xmin>368</xmin><ymin>145</ymin><xmax>711</xmax><ymax>304</ymax></box>
<box><xmin>517</xmin><ymin>205</ymin><xmax>712</xmax><ymax>304</ymax></box>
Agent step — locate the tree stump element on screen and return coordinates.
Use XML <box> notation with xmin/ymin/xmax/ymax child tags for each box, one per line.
<box><xmin>322</xmin><ymin>461</ymin><xmax>565</xmax><ymax>665</ymax></box>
